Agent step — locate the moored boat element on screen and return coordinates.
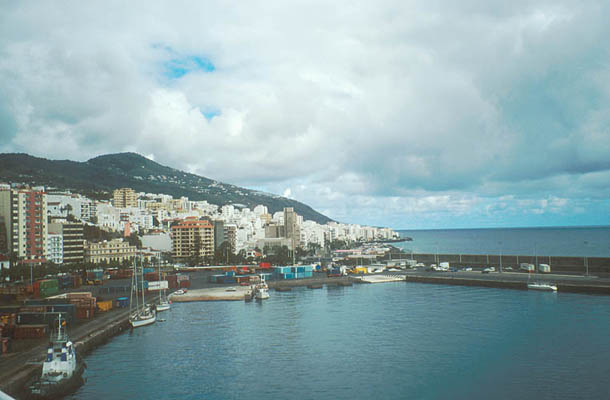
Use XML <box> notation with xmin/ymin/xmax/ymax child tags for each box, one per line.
<box><xmin>255</xmin><ymin>275</ymin><xmax>270</xmax><ymax>300</ymax></box>
<box><xmin>28</xmin><ymin>315</ymin><xmax>85</xmax><ymax>399</ymax></box>
<box><xmin>527</xmin><ymin>283</ymin><xmax>558</xmax><ymax>291</ymax></box>
<box><xmin>129</xmin><ymin>256</ymin><xmax>156</xmax><ymax>328</ymax></box>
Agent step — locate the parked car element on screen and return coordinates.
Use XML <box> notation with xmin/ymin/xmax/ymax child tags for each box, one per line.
<box><xmin>504</xmin><ymin>267</ymin><xmax>514</xmax><ymax>271</ymax></box>
<box><xmin>463</xmin><ymin>267</ymin><xmax>473</xmax><ymax>271</ymax></box>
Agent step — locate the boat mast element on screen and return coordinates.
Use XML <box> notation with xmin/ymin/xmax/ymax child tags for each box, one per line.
<box><xmin>140</xmin><ymin>253</ymin><xmax>145</xmax><ymax>310</ymax></box>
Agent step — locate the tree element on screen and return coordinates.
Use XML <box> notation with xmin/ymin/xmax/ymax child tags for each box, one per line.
<box><xmin>127</xmin><ymin>232</ymin><xmax>142</xmax><ymax>249</ymax></box>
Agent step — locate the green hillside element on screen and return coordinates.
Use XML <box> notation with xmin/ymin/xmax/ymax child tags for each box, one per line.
<box><xmin>0</xmin><ymin>152</ymin><xmax>333</xmax><ymax>224</ymax></box>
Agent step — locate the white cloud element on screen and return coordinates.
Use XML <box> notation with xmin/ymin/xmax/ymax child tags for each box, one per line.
<box><xmin>1</xmin><ymin>1</ymin><xmax>609</xmax><ymax>228</ymax></box>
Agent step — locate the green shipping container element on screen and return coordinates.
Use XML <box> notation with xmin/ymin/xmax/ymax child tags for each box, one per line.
<box><xmin>40</xmin><ymin>279</ymin><xmax>58</xmax><ymax>289</ymax></box>
<box><xmin>40</xmin><ymin>286</ymin><xmax>59</xmax><ymax>298</ymax></box>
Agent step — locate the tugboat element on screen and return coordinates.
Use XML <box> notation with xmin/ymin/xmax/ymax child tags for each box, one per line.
<box><xmin>255</xmin><ymin>274</ymin><xmax>270</xmax><ymax>300</ymax></box>
<box><xmin>28</xmin><ymin>315</ymin><xmax>85</xmax><ymax>399</ymax></box>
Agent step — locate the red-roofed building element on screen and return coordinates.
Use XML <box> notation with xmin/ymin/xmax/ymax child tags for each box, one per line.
<box><xmin>171</xmin><ymin>217</ymin><xmax>214</xmax><ymax>263</ymax></box>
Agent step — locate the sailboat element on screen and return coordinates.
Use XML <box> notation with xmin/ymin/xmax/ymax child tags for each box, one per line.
<box><xmin>527</xmin><ymin>247</ymin><xmax>557</xmax><ymax>292</ymax></box>
<box><xmin>129</xmin><ymin>255</ymin><xmax>156</xmax><ymax>328</ymax></box>
<box><xmin>155</xmin><ymin>259</ymin><xmax>170</xmax><ymax>312</ymax></box>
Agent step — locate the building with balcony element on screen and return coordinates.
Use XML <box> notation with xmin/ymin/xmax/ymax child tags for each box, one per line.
<box><xmin>171</xmin><ymin>217</ymin><xmax>214</xmax><ymax>263</ymax></box>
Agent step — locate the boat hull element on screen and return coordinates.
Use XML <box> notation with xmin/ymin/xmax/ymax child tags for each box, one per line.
<box><xmin>28</xmin><ymin>359</ymin><xmax>85</xmax><ymax>399</ymax></box>
<box><xmin>528</xmin><ymin>284</ymin><xmax>557</xmax><ymax>291</ymax></box>
<box><xmin>156</xmin><ymin>302</ymin><xmax>170</xmax><ymax>312</ymax></box>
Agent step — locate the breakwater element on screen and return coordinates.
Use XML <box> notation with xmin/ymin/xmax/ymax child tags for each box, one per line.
<box><xmin>396</xmin><ymin>253</ymin><xmax>610</xmax><ymax>275</ymax></box>
<box><xmin>404</xmin><ymin>272</ymin><xmax>610</xmax><ymax>295</ymax></box>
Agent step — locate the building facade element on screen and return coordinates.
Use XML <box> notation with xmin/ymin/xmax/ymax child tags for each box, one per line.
<box><xmin>48</xmin><ymin>222</ymin><xmax>84</xmax><ymax>264</ymax></box>
<box><xmin>171</xmin><ymin>217</ymin><xmax>214</xmax><ymax>263</ymax></box>
<box><xmin>113</xmin><ymin>188</ymin><xmax>138</xmax><ymax>208</ymax></box>
<box><xmin>0</xmin><ymin>188</ymin><xmax>47</xmax><ymax>263</ymax></box>
<box><xmin>284</xmin><ymin>207</ymin><xmax>301</xmax><ymax>249</ymax></box>
<box><xmin>47</xmin><ymin>233</ymin><xmax>63</xmax><ymax>264</ymax></box>
<box><xmin>84</xmin><ymin>239</ymin><xmax>137</xmax><ymax>264</ymax></box>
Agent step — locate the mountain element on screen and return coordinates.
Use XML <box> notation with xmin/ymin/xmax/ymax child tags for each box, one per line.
<box><xmin>0</xmin><ymin>152</ymin><xmax>333</xmax><ymax>224</ymax></box>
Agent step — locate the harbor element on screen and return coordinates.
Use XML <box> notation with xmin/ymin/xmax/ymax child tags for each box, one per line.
<box><xmin>2</xmin><ymin>262</ymin><xmax>610</xmax><ymax>398</ymax></box>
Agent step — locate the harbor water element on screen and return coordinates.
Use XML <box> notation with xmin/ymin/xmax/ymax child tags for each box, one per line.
<box><xmin>397</xmin><ymin>226</ymin><xmax>610</xmax><ymax>257</ymax></box>
<box><xmin>67</xmin><ymin>282</ymin><xmax>609</xmax><ymax>400</ymax></box>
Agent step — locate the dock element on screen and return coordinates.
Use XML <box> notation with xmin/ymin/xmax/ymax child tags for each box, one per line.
<box><xmin>355</xmin><ymin>274</ymin><xmax>405</xmax><ymax>284</ymax></box>
<box><xmin>168</xmin><ymin>287</ymin><xmax>250</xmax><ymax>302</ymax></box>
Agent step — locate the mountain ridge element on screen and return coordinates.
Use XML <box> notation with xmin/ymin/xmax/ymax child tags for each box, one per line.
<box><xmin>0</xmin><ymin>152</ymin><xmax>333</xmax><ymax>224</ymax></box>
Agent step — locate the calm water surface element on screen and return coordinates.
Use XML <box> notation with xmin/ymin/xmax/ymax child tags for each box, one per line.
<box><xmin>68</xmin><ymin>283</ymin><xmax>610</xmax><ymax>400</ymax></box>
<box><xmin>397</xmin><ymin>226</ymin><xmax>610</xmax><ymax>257</ymax></box>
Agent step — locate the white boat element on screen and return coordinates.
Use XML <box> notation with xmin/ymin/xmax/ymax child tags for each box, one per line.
<box><xmin>255</xmin><ymin>274</ymin><xmax>270</xmax><ymax>300</ymax></box>
<box><xmin>129</xmin><ymin>256</ymin><xmax>156</xmax><ymax>328</ymax></box>
<box><xmin>28</xmin><ymin>315</ymin><xmax>85</xmax><ymax>399</ymax></box>
<box><xmin>528</xmin><ymin>283</ymin><xmax>557</xmax><ymax>291</ymax></box>
<box><xmin>527</xmin><ymin>248</ymin><xmax>557</xmax><ymax>292</ymax></box>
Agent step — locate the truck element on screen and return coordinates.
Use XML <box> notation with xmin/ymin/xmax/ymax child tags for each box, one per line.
<box><xmin>438</xmin><ymin>262</ymin><xmax>450</xmax><ymax>272</ymax></box>
<box><xmin>538</xmin><ymin>264</ymin><xmax>551</xmax><ymax>273</ymax></box>
<box><xmin>520</xmin><ymin>263</ymin><xmax>535</xmax><ymax>272</ymax></box>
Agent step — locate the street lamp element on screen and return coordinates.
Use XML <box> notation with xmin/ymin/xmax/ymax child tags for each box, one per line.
<box><xmin>499</xmin><ymin>241</ymin><xmax>503</xmax><ymax>273</ymax></box>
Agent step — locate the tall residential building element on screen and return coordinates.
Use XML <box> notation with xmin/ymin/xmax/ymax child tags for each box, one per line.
<box><xmin>48</xmin><ymin>222</ymin><xmax>84</xmax><ymax>264</ymax></box>
<box><xmin>47</xmin><ymin>233</ymin><xmax>63</xmax><ymax>264</ymax></box>
<box><xmin>0</xmin><ymin>188</ymin><xmax>48</xmax><ymax>263</ymax></box>
<box><xmin>284</xmin><ymin>207</ymin><xmax>301</xmax><ymax>249</ymax></box>
<box><xmin>171</xmin><ymin>217</ymin><xmax>214</xmax><ymax>263</ymax></box>
<box><xmin>213</xmin><ymin>221</ymin><xmax>237</xmax><ymax>253</ymax></box>
<box><xmin>113</xmin><ymin>188</ymin><xmax>138</xmax><ymax>208</ymax></box>
<box><xmin>84</xmin><ymin>239</ymin><xmax>137</xmax><ymax>264</ymax></box>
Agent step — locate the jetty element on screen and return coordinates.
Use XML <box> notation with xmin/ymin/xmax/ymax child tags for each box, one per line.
<box><xmin>169</xmin><ymin>287</ymin><xmax>250</xmax><ymax>302</ymax></box>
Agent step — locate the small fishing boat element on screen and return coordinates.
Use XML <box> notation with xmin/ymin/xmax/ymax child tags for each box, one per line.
<box><xmin>527</xmin><ymin>282</ymin><xmax>558</xmax><ymax>291</ymax></box>
<box><xmin>28</xmin><ymin>315</ymin><xmax>85</xmax><ymax>399</ymax></box>
<box><xmin>255</xmin><ymin>275</ymin><xmax>270</xmax><ymax>300</ymax></box>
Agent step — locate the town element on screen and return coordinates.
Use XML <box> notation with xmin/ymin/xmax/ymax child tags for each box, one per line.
<box><xmin>0</xmin><ymin>184</ymin><xmax>400</xmax><ymax>281</ymax></box>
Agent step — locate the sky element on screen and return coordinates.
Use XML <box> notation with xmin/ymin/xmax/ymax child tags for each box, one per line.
<box><xmin>1</xmin><ymin>1</ymin><xmax>609</xmax><ymax>229</ymax></box>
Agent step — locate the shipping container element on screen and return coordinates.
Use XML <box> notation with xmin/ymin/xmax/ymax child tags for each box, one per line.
<box><xmin>538</xmin><ymin>264</ymin><xmax>551</xmax><ymax>273</ymax></box>
<box><xmin>76</xmin><ymin>306</ymin><xmax>95</xmax><ymax>320</ymax></box>
<box><xmin>116</xmin><ymin>297</ymin><xmax>130</xmax><ymax>308</ymax></box>
<box><xmin>14</xmin><ymin>324</ymin><xmax>47</xmax><ymax>339</ymax></box>
<box><xmin>97</xmin><ymin>300</ymin><xmax>113</xmax><ymax>312</ymax></box>
<box><xmin>72</xmin><ymin>275</ymin><xmax>82</xmax><ymax>288</ymax></box>
<box><xmin>17</xmin><ymin>312</ymin><xmax>73</xmax><ymax>327</ymax></box>
<box><xmin>179</xmin><ymin>280</ymin><xmax>191</xmax><ymax>288</ymax></box>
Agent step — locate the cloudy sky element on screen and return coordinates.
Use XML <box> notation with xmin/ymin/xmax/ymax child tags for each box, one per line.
<box><xmin>1</xmin><ymin>1</ymin><xmax>609</xmax><ymax>229</ymax></box>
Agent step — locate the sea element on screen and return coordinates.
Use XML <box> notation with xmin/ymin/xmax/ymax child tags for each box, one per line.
<box><xmin>67</xmin><ymin>284</ymin><xmax>609</xmax><ymax>400</ymax></box>
<box><xmin>395</xmin><ymin>226</ymin><xmax>610</xmax><ymax>257</ymax></box>
<box><xmin>65</xmin><ymin>227</ymin><xmax>610</xmax><ymax>400</ymax></box>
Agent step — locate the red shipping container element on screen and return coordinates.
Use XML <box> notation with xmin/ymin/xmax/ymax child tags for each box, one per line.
<box><xmin>76</xmin><ymin>306</ymin><xmax>95</xmax><ymax>319</ymax></box>
<box><xmin>14</xmin><ymin>324</ymin><xmax>47</xmax><ymax>339</ymax></box>
<box><xmin>179</xmin><ymin>280</ymin><xmax>190</xmax><ymax>288</ymax></box>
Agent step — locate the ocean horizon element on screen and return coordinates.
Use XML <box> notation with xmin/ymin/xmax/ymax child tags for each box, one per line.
<box><xmin>396</xmin><ymin>225</ymin><xmax>610</xmax><ymax>258</ymax></box>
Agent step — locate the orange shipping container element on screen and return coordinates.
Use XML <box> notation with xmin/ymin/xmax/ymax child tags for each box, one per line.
<box><xmin>97</xmin><ymin>300</ymin><xmax>113</xmax><ymax>312</ymax></box>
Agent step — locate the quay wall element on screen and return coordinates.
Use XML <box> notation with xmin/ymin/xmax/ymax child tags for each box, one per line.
<box><xmin>405</xmin><ymin>275</ymin><xmax>610</xmax><ymax>295</ymax></box>
<box><xmin>402</xmin><ymin>253</ymin><xmax>610</xmax><ymax>274</ymax></box>
<box><xmin>1</xmin><ymin>309</ymin><xmax>131</xmax><ymax>398</ymax></box>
